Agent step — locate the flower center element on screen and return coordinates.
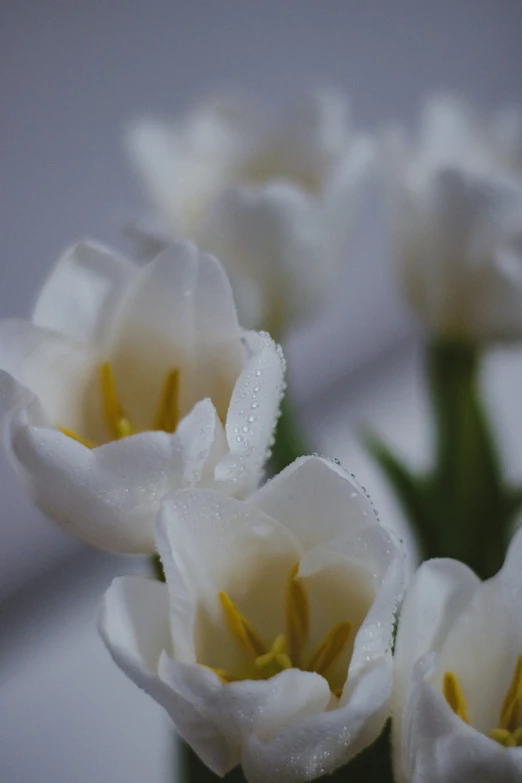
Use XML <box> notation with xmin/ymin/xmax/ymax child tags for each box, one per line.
<box><xmin>208</xmin><ymin>564</ymin><xmax>352</xmax><ymax>695</ymax></box>
<box><xmin>443</xmin><ymin>655</ymin><xmax>522</xmax><ymax>747</ymax></box>
<box><xmin>59</xmin><ymin>361</ymin><xmax>180</xmax><ymax>447</ymax></box>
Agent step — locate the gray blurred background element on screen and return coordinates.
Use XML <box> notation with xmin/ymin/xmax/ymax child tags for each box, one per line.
<box><xmin>1</xmin><ymin>2</ymin><xmax>522</xmax><ymax>781</ymax></box>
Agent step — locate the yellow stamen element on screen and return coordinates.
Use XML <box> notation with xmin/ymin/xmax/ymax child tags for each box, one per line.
<box><xmin>443</xmin><ymin>672</ymin><xmax>470</xmax><ymax>724</ymax></box>
<box><xmin>152</xmin><ymin>368</ymin><xmax>180</xmax><ymax>434</ymax></box>
<box><xmin>219</xmin><ymin>592</ymin><xmax>266</xmax><ymax>657</ymax></box>
<box><xmin>100</xmin><ymin>361</ymin><xmax>133</xmax><ymax>439</ymax></box>
<box><xmin>490</xmin><ymin>728</ymin><xmax>517</xmax><ymax>747</ymax></box>
<box><xmin>286</xmin><ymin>564</ymin><xmax>309</xmax><ymax>666</ymax></box>
<box><xmin>500</xmin><ymin>654</ymin><xmax>522</xmax><ymax>733</ymax></box>
<box><xmin>306</xmin><ymin>622</ymin><xmax>352</xmax><ymax>677</ymax></box>
<box><xmin>255</xmin><ymin>634</ymin><xmax>292</xmax><ymax>673</ymax></box>
<box><xmin>58</xmin><ymin>426</ymin><xmax>95</xmax><ymax>449</ymax></box>
<box><xmin>209</xmin><ymin>567</ymin><xmax>354</xmax><ymax>691</ymax></box>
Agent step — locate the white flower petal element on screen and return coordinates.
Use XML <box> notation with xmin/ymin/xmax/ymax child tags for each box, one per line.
<box><xmin>0</xmin><ymin>369</ymin><xmax>48</xmax><ymax>431</ymax></box>
<box><xmin>156</xmin><ymin>489</ymin><xmax>302</xmax><ymax>674</ymax></box>
<box><xmin>417</xmin><ymin>94</ymin><xmax>489</xmax><ymax>173</ymax></box>
<box><xmin>174</xmin><ymin>398</ymin><xmax>228</xmax><ymax>490</ymax></box>
<box><xmin>344</xmin><ymin>526</ymin><xmax>405</xmax><ymax>678</ymax></box>
<box><xmin>242</xmin><ymin>658</ymin><xmax>392</xmax><ymax>783</ymax></box>
<box><xmin>157</xmin><ymin>654</ymin><xmax>238</xmax><ymax>775</ymax></box>
<box><xmin>200</xmin><ymin>183</ymin><xmax>317</xmax><ymax>332</ymax></box>
<box><xmin>0</xmin><ymin>319</ymin><xmax>104</xmax><ymax>439</ymax></box>
<box><xmin>127</xmin><ymin>100</ymin><xmax>255</xmax><ymax>237</ymax></box>
<box><xmin>392</xmin><ymin>559</ymin><xmax>480</xmax><ymax>780</ymax></box>
<box><xmin>244</xmin><ymin>90</ymin><xmax>350</xmax><ymax>193</ymax></box>
<box><xmin>250</xmin><ymin>456</ymin><xmax>377</xmax><ymax>551</ymax></box>
<box><xmin>295</xmin><ymin>543</ymin><xmax>376</xmax><ymax>693</ymax></box>
<box><xmin>215</xmin><ymin>330</ymin><xmax>285</xmax><ymax>496</ymax></box>
<box><xmin>99</xmin><ymin>574</ymin><xmax>172</xmax><ymax>688</ymax></box>
<box><xmin>192</xmin><ymin>251</ymin><xmax>244</xmax><ymax>421</ymax></box>
<box><xmin>32</xmin><ymin>241</ymin><xmax>135</xmax><ymax>350</ymax></box>
<box><xmin>500</xmin><ymin>523</ymin><xmax>522</xmax><ymax>589</ymax></box>
<box><xmin>402</xmin><ymin>657</ymin><xmax>522</xmax><ymax>783</ymax></box>
<box><xmin>385</xmin><ymin>96</ymin><xmax>522</xmax><ymax>343</ymax></box>
<box><xmin>108</xmin><ymin>242</ymin><xmax>201</xmax><ymax>428</ymax></box>
<box><xmin>8</xmin><ymin>413</ymin><xmax>222</xmax><ymax>553</ymax></box>
<box><xmin>127</xmin><ymin>120</ymin><xmax>192</xmax><ymax>233</ymax></box>
<box><xmin>100</xmin><ymin>578</ymin><xmax>235</xmax><ymax>776</ymax></box>
<box><xmin>431</xmin><ymin>534</ymin><xmax>522</xmax><ymax>734</ymax></box>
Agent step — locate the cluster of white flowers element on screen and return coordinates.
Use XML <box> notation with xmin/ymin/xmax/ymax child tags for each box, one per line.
<box><xmin>127</xmin><ymin>91</ymin><xmax>522</xmax><ymax>345</ymax></box>
<box><xmin>1</xmin><ymin>90</ymin><xmax>522</xmax><ymax>783</ymax></box>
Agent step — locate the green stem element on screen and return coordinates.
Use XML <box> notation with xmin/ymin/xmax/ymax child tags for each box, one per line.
<box><xmin>426</xmin><ymin>339</ymin><xmax>506</xmax><ymax>578</ymax></box>
<box><xmin>269</xmin><ymin>392</ymin><xmax>310</xmax><ymax>476</ymax></box>
<box><xmin>365</xmin><ymin>339</ymin><xmax>518</xmax><ymax>579</ymax></box>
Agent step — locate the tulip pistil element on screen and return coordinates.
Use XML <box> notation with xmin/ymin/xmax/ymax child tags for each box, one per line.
<box><xmin>215</xmin><ymin>565</ymin><xmax>352</xmax><ymax>692</ymax></box>
<box><xmin>59</xmin><ymin>361</ymin><xmax>181</xmax><ymax>446</ymax></box>
<box><xmin>444</xmin><ymin>654</ymin><xmax>522</xmax><ymax>747</ymax></box>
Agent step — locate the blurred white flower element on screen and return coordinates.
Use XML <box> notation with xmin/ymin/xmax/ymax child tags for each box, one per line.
<box><xmin>126</xmin><ymin>91</ymin><xmax>374</xmax><ymax>337</ymax></box>
<box><xmin>100</xmin><ymin>456</ymin><xmax>405</xmax><ymax>782</ymax></box>
<box><xmin>399</xmin><ymin>94</ymin><xmax>522</xmax><ymax>184</ymax></box>
<box><xmin>393</xmin><ymin>526</ymin><xmax>522</xmax><ymax>783</ymax></box>
<box><xmin>0</xmin><ymin>241</ymin><xmax>284</xmax><ymax>554</ymax></box>
<box><xmin>383</xmin><ymin>103</ymin><xmax>522</xmax><ymax>342</ymax></box>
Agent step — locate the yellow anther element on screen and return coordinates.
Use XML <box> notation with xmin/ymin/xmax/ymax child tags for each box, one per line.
<box><xmin>276</xmin><ymin>652</ymin><xmax>292</xmax><ymax>670</ymax></box>
<box><xmin>490</xmin><ymin>728</ymin><xmax>517</xmax><ymax>747</ymax></box>
<box><xmin>286</xmin><ymin>563</ymin><xmax>309</xmax><ymax>666</ymax></box>
<box><xmin>443</xmin><ymin>672</ymin><xmax>470</xmax><ymax>725</ymax></box>
<box><xmin>500</xmin><ymin>654</ymin><xmax>522</xmax><ymax>733</ymax></box>
<box><xmin>255</xmin><ymin>635</ymin><xmax>292</xmax><ymax>673</ymax></box>
<box><xmin>306</xmin><ymin>622</ymin><xmax>352</xmax><ymax>677</ymax></box>
<box><xmin>59</xmin><ymin>362</ymin><xmax>182</xmax><ymax>448</ymax></box>
<box><xmin>219</xmin><ymin>592</ymin><xmax>267</xmax><ymax>658</ymax></box>
<box><xmin>152</xmin><ymin>368</ymin><xmax>180</xmax><ymax>434</ymax></box>
<box><xmin>101</xmin><ymin>361</ymin><xmax>133</xmax><ymax>440</ymax></box>
<box><xmin>58</xmin><ymin>426</ymin><xmax>95</xmax><ymax>449</ymax></box>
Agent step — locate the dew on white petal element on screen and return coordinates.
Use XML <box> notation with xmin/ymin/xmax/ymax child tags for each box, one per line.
<box><xmin>248</xmin><ymin>415</ymin><xmax>256</xmax><ymax>422</ymax></box>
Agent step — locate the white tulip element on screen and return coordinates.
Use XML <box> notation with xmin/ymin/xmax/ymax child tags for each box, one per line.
<box><xmin>393</xmin><ymin>526</ymin><xmax>522</xmax><ymax>783</ymax></box>
<box><xmin>126</xmin><ymin>91</ymin><xmax>374</xmax><ymax>336</ymax></box>
<box><xmin>0</xmin><ymin>241</ymin><xmax>285</xmax><ymax>554</ymax></box>
<box><xmin>100</xmin><ymin>456</ymin><xmax>405</xmax><ymax>782</ymax></box>
<box><xmin>405</xmin><ymin>94</ymin><xmax>522</xmax><ymax>183</ymax></box>
<box><xmin>384</xmin><ymin>94</ymin><xmax>522</xmax><ymax>343</ymax></box>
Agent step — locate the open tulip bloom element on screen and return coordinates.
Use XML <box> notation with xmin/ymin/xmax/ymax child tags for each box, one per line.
<box><xmin>126</xmin><ymin>90</ymin><xmax>374</xmax><ymax>337</ymax></box>
<box><xmin>100</xmin><ymin>456</ymin><xmax>406</xmax><ymax>782</ymax></box>
<box><xmin>393</xmin><ymin>525</ymin><xmax>522</xmax><ymax>783</ymax></box>
<box><xmin>0</xmin><ymin>241</ymin><xmax>285</xmax><ymax>554</ymax></box>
